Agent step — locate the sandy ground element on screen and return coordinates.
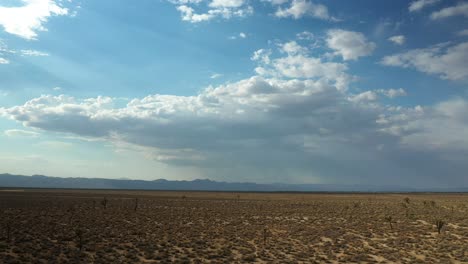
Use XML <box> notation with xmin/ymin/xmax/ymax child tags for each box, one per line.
<box><xmin>0</xmin><ymin>189</ymin><xmax>467</xmax><ymax>263</ymax></box>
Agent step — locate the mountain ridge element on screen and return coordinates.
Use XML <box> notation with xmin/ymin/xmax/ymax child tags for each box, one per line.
<box><xmin>1</xmin><ymin>173</ymin><xmax>467</xmax><ymax>192</ymax></box>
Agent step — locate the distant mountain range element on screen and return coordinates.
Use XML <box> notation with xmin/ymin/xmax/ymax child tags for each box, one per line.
<box><xmin>0</xmin><ymin>173</ymin><xmax>467</xmax><ymax>192</ymax></box>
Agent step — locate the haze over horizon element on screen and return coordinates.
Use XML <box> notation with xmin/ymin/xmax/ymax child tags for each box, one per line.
<box><xmin>1</xmin><ymin>0</ymin><xmax>468</xmax><ymax>188</ymax></box>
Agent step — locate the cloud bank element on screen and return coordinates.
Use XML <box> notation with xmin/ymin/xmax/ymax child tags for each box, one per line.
<box><xmin>2</xmin><ymin>36</ymin><xmax>468</xmax><ymax>187</ymax></box>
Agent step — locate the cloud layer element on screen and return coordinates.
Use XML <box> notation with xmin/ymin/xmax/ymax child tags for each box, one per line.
<box><xmin>2</xmin><ymin>36</ymin><xmax>468</xmax><ymax>186</ymax></box>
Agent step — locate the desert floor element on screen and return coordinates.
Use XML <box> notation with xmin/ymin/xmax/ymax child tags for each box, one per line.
<box><xmin>0</xmin><ymin>189</ymin><xmax>467</xmax><ymax>263</ymax></box>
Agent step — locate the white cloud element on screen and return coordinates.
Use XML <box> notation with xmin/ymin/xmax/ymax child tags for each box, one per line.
<box><xmin>349</xmin><ymin>91</ymin><xmax>378</xmax><ymax>102</ymax></box>
<box><xmin>0</xmin><ymin>0</ymin><xmax>69</xmax><ymax>40</ymax></box>
<box><xmin>326</xmin><ymin>29</ymin><xmax>376</xmax><ymax>61</ymax></box>
<box><xmin>296</xmin><ymin>31</ymin><xmax>314</xmax><ymax>40</ymax></box>
<box><xmin>0</xmin><ymin>57</ymin><xmax>9</xmax><ymax>64</ymax></box>
<box><xmin>251</xmin><ymin>49</ymin><xmax>272</xmax><ymax>64</ymax></box>
<box><xmin>209</xmin><ymin>0</ymin><xmax>245</xmax><ymax>8</ymax></box>
<box><xmin>175</xmin><ymin>2</ymin><xmax>253</xmax><ymax>23</ymax></box>
<box><xmin>431</xmin><ymin>2</ymin><xmax>468</xmax><ymax>20</ymax></box>
<box><xmin>381</xmin><ymin>42</ymin><xmax>468</xmax><ymax>81</ymax></box>
<box><xmin>408</xmin><ymin>0</ymin><xmax>440</xmax><ymax>12</ymax></box>
<box><xmin>262</xmin><ymin>0</ymin><xmax>289</xmax><ymax>5</ymax></box>
<box><xmin>279</xmin><ymin>41</ymin><xmax>308</xmax><ymax>55</ymax></box>
<box><xmin>53</xmin><ymin>86</ymin><xmax>62</xmax><ymax>91</ymax></box>
<box><xmin>229</xmin><ymin>32</ymin><xmax>247</xmax><ymax>40</ymax></box>
<box><xmin>4</xmin><ymin>129</ymin><xmax>40</xmax><ymax>137</ymax></box>
<box><xmin>388</xmin><ymin>35</ymin><xmax>406</xmax><ymax>45</ymax></box>
<box><xmin>252</xmin><ymin>41</ymin><xmax>351</xmax><ymax>90</ymax></box>
<box><xmin>210</xmin><ymin>73</ymin><xmax>223</xmax><ymax>79</ymax></box>
<box><xmin>378</xmin><ymin>88</ymin><xmax>407</xmax><ymax>98</ymax></box>
<box><xmin>20</xmin><ymin>49</ymin><xmax>49</xmax><ymax>56</ymax></box>
<box><xmin>177</xmin><ymin>5</ymin><xmax>214</xmax><ymax>22</ymax></box>
<box><xmin>275</xmin><ymin>0</ymin><xmax>330</xmax><ymax>20</ymax></box>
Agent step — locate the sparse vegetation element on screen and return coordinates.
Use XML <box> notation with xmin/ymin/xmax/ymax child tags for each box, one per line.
<box><xmin>0</xmin><ymin>190</ymin><xmax>466</xmax><ymax>263</ymax></box>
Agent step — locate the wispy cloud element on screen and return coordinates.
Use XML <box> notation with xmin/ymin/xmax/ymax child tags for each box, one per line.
<box><xmin>408</xmin><ymin>0</ymin><xmax>440</xmax><ymax>12</ymax></box>
<box><xmin>381</xmin><ymin>42</ymin><xmax>468</xmax><ymax>80</ymax></box>
<box><xmin>4</xmin><ymin>129</ymin><xmax>40</xmax><ymax>138</ymax></box>
<box><xmin>431</xmin><ymin>2</ymin><xmax>468</xmax><ymax>20</ymax></box>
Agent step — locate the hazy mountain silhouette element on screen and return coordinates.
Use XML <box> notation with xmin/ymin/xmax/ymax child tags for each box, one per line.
<box><xmin>0</xmin><ymin>173</ymin><xmax>466</xmax><ymax>192</ymax></box>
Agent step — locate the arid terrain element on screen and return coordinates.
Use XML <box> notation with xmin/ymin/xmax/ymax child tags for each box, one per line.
<box><xmin>0</xmin><ymin>189</ymin><xmax>467</xmax><ymax>263</ymax></box>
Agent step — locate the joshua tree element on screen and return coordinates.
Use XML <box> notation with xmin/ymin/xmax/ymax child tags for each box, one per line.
<box><xmin>403</xmin><ymin>197</ymin><xmax>410</xmax><ymax>204</ymax></box>
<box><xmin>5</xmin><ymin>222</ymin><xmax>11</xmax><ymax>242</ymax></box>
<box><xmin>134</xmin><ymin>198</ymin><xmax>139</xmax><ymax>211</ymax></box>
<box><xmin>101</xmin><ymin>197</ymin><xmax>108</xmax><ymax>209</ymax></box>
<box><xmin>384</xmin><ymin>216</ymin><xmax>393</xmax><ymax>230</ymax></box>
<box><xmin>75</xmin><ymin>228</ymin><xmax>85</xmax><ymax>251</ymax></box>
<box><xmin>263</xmin><ymin>227</ymin><xmax>269</xmax><ymax>246</ymax></box>
<box><xmin>435</xmin><ymin>220</ymin><xmax>445</xmax><ymax>234</ymax></box>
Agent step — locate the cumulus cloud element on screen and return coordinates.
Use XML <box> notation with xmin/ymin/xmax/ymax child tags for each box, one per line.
<box><xmin>383</xmin><ymin>98</ymin><xmax>468</xmax><ymax>155</ymax></box>
<box><xmin>0</xmin><ymin>0</ymin><xmax>69</xmax><ymax>40</ymax></box>
<box><xmin>388</xmin><ymin>35</ymin><xmax>406</xmax><ymax>45</ymax></box>
<box><xmin>408</xmin><ymin>0</ymin><xmax>440</xmax><ymax>12</ymax></box>
<box><xmin>252</xmin><ymin>41</ymin><xmax>351</xmax><ymax>90</ymax></box>
<box><xmin>0</xmin><ymin>57</ymin><xmax>9</xmax><ymax>64</ymax></box>
<box><xmin>381</xmin><ymin>42</ymin><xmax>468</xmax><ymax>81</ymax></box>
<box><xmin>175</xmin><ymin>0</ymin><xmax>253</xmax><ymax>23</ymax></box>
<box><xmin>326</xmin><ymin>29</ymin><xmax>376</xmax><ymax>61</ymax></box>
<box><xmin>2</xmin><ymin>80</ymin><xmax>468</xmax><ymax>186</ymax></box>
<box><xmin>275</xmin><ymin>0</ymin><xmax>330</xmax><ymax>20</ymax></box>
<box><xmin>431</xmin><ymin>2</ymin><xmax>468</xmax><ymax>20</ymax></box>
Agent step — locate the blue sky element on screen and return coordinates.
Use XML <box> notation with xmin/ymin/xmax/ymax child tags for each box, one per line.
<box><xmin>0</xmin><ymin>0</ymin><xmax>467</xmax><ymax>187</ymax></box>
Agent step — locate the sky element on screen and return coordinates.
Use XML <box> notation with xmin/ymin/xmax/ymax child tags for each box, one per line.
<box><xmin>0</xmin><ymin>0</ymin><xmax>467</xmax><ymax>187</ymax></box>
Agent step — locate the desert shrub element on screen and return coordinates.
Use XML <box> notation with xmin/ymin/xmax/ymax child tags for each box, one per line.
<box><xmin>435</xmin><ymin>219</ymin><xmax>445</xmax><ymax>234</ymax></box>
<box><xmin>384</xmin><ymin>216</ymin><xmax>393</xmax><ymax>230</ymax></box>
<box><xmin>75</xmin><ymin>228</ymin><xmax>85</xmax><ymax>251</ymax></box>
<box><xmin>101</xmin><ymin>197</ymin><xmax>108</xmax><ymax>209</ymax></box>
